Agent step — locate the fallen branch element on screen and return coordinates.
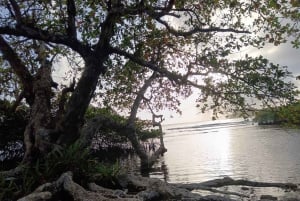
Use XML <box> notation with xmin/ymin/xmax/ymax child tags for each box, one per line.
<box><xmin>195</xmin><ymin>186</ymin><xmax>249</xmax><ymax>198</ymax></box>
<box><xmin>175</xmin><ymin>176</ymin><xmax>298</xmax><ymax>190</ymax></box>
<box><xmin>119</xmin><ymin>174</ymin><xmax>236</xmax><ymax>201</ymax></box>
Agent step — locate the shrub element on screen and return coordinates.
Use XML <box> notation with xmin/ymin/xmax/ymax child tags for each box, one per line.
<box><xmin>0</xmin><ymin>141</ymin><xmax>122</xmax><ymax>200</ymax></box>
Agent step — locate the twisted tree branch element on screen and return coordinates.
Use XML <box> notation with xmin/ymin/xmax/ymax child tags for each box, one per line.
<box><xmin>0</xmin><ymin>25</ymin><xmax>89</xmax><ymax>57</ymax></box>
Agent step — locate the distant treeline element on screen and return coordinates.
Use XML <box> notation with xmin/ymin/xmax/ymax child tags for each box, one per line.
<box><xmin>254</xmin><ymin>101</ymin><xmax>300</xmax><ymax>127</ymax></box>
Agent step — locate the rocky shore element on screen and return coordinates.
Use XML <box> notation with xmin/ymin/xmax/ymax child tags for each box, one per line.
<box><xmin>18</xmin><ymin>172</ymin><xmax>300</xmax><ymax>201</ymax></box>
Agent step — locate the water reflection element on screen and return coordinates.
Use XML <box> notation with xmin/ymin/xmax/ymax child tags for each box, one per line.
<box><xmin>148</xmin><ymin>161</ymin><xmax>169</xmax><ymax>182</ymax></box>
<box><xmin>213</xmin><ymin>128</ymin><xmax>232</xmax><ymax>177</ymax></box>
<box><xmin>163</xmin><ymin>126</ymin><xmax>234</xmax><ymax>182</ymax></box>
<box><xmin>157</xmin><ymin>120</ymin><xmax>300</xmax><ymax>184</ymax></box>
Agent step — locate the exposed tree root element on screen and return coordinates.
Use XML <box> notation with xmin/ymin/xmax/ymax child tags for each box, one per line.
<box><xmin>0</xmin><ymin>165</ymin><xmax>23</xmax><ymax>178</ymax></box>
<box><xmin>10</xmin><ymin>172</ymin><xmax>300</xmax><ymax>201</ymax></box>
<box><xmin>17</xmin><ymin>172</ymin><xmax>141</xmax><ymax>201</ymax></box>
<box><xmin>15</xmin><ymin>172</ymin><xmax>238</xmax><ymax>201</ymax></box>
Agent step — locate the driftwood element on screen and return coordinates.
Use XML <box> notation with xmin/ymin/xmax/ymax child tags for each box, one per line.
<box><xmin>117</xmin><ymin>174</ymin><xmax>236</xmax><ymax>201</ymax></box>
<box><xmin>174</xmin><ymin>177</ymin><xmax>300</xmax><ymax>201</ymax></box>
<box><xmin>176</xmin><ymin>176</ymin><xmax>298</xmax><ymax>190</ymax></box>
<box><xmin>120</xmin><ymin>175</ymin><xmax>300</xmax><ymax>201</ymax></box>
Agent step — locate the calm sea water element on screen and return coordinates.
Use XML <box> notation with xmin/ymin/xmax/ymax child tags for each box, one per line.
<box><xmin>149</xmin><ymin>119</ymin><xmax>300</xmax><ymax>184</ymax></box>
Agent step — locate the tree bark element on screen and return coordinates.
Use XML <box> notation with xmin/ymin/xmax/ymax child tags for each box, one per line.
<box><xmin>0</xmin><ymin>36</ymin><xmax>55</xmax><ymax>163</ymax></box>
<box><xmin>23</xmin><ymin>61</ymin><xmax>53</xmax><ymax>163</ymax></box>
<box><xmin>56</xmin><ymin>9</ymin><xmax>118</xmax><ymax>145</ymax></box>
<box><xmin>56</xmin><ymin>55</ymin><xmax>107</xmax><ymax>145</ymax></box>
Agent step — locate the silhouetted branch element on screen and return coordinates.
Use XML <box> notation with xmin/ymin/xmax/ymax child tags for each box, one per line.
<box><xmin>155</xmin><ymin>18</ymin><xmax>250</xmax><ymax>37</ymax></box>
<box><xmin>11</xmin><ymin>90</ymin><xmax>24</xmax><ymax>111</ymax></box>
<box><xmin>8</xmin><ymin>0</ymin><xmax>22</xmax><ymax>23</ymax></box>
<box><xmin>66</xmin><ymin>0</ymin><xmax>77</xmax><ymax>38</ymax></box>
<box><xmin>0</xmin><ymin>26</ymin><xmax>90</xmax><ymax>57</ymax></box>
<box><xmin>128</xmin><ymin>72</ymin><xmax>157</xmax><ymax>124</ymax></box>
<box><xmin>56</xmin><ymin>78</ymin><xmax>76</xmax><ymax>121</ymax></box>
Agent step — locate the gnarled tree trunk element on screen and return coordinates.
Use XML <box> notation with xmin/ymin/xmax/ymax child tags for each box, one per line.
<box><xmin>23</xmin><ymin>61</ymin><xmax>53</xmax><ymax>163</ymax></box>
<box><xmin>0</xmin><ymin>38</ymin><xmax>56</xmax><ymax>163</ymax></box>
<box><xmin>55</xmin><ymin>10</ymin><xmax>118</xmax><ymax>146</ymax></box>
<box><xmin>56</xmin><ymin>55</ymin><xmax>107</xmax><ymax>146</ymax></box>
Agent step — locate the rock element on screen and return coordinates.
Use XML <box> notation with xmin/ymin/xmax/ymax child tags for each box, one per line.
<box><xmin>88</xmin><ymin>182</ymin><xmax>140</xmax><ymax>200</ymax></box>
<box><xmin>137</xmin><ymin>190</ymin><xmax>161</xmax><ymax>201</ymax></box>
<box><xmin>204</xmin><ymin>195</ymin><xmax>235</xmax><ymax>201</ymax></box>
<box><xmin>282</xmin><ymin>199</ymin><xmax>300</xmax><ymax>201</ymax></box>
<box><xmin>260</xmin><ymin>194</ymin><xmax>278</xmax><ymax>200</ymax></box>
<box><xmin>279</xmin><ymin>191</ymin><xmax>300</xmax><ymax>201</ymax></box>
<box><xmin>17</xmin><ymin>192</ymin><xmax>52</xmax><ymax>201</ymax></box>
<box><xmin>241</xmin><ymin>186</ymin><xmax>250</xmax><ymax>191</ymax></box>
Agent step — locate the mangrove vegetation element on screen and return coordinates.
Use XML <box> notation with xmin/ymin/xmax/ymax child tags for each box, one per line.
<box><xmin>0</xmin><ymin>0</ymin><xmax>299</xmax><ymax>200</ymax></box>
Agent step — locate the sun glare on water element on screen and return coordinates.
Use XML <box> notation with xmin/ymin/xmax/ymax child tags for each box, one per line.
<box><xmin>164</xmin><ymin>125</ymin><xmax>234</xmax><ymax>182</ymax></box>
<box><xmin>208</xmin><ymin>128</ymin><xmax>232</xmax><ymax>172</ymax></box>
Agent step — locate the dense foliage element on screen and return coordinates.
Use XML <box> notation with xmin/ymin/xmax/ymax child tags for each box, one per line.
<box><xmin>279</xmin><ymin>101</ymin><xmax>300</xmax><ymax>126</ymax></box>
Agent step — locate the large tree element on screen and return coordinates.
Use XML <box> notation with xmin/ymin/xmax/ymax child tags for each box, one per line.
<box><xmin>0</xmin><ymin>0</ymin><xmax>299</xmax><ymax>164</ymax></box>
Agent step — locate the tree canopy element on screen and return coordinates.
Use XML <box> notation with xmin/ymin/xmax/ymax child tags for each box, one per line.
<box><xmin>0</xmin><ymin>0</ymin><xmax>299</xmax><ymax>163</ymax></box>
